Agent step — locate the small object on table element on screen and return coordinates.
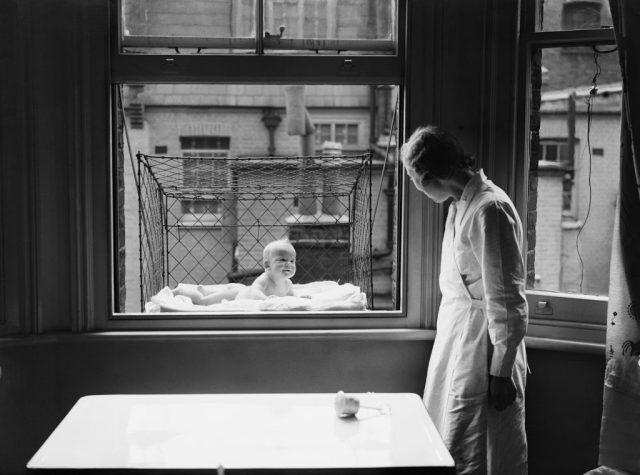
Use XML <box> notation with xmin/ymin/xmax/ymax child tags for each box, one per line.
<box><xmin>334</xmin><ymin>390</ymin><xmax>389</xmax><ymax>418</ymax></box>
<box><xmin>334</xmin><ymin>390</ymin><xmax>361</xmax><ymax>417</ymax></box>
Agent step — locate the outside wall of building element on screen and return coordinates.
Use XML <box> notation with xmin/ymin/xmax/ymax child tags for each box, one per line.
<box><xmin>535</xmin><ymin>88</ymin><xmax>621</xmax><ymax>295</ymax></box>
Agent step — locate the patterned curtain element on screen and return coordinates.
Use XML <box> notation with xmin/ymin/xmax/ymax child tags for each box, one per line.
<box><xmin>588</xmin><ymin>1</ymin><xmax>640</xmax><ymax>473</ymax></box>
<box><xmin>606</xmin><ymin>0</ymin><xmax>640</xmax><ymax>360</ymax></box>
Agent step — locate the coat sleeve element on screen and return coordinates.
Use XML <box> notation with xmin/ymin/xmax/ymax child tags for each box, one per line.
<box><xmin>469</xmin><ymin>200</ymin><xmax>528</xmax><ymax>378</ymax></box>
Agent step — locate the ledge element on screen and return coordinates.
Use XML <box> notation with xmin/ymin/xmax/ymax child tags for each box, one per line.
<box><xmin>0</xmin><ymin>329</ymin><xmax>437</xmax><ymax>346</ymax></box>
<box><xmin>524</xmin><ymin>336</ymin><xmax>605</xmax><ymax>355</ymax></box>
<box><xmin>1</xmin><ymin>330</ymin><xmax>608</xmax><ymax>356</ymax></box>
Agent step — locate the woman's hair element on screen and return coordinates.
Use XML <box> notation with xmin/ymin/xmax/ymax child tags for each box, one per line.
<box><xmin>400</xmin><ymin>125</ymin><xmax>474</xmax><ymax>179</ymax></box>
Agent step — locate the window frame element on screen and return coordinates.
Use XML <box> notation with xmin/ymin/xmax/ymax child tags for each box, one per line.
<box><xmin>103</xmin><ymin>0</ymin><xmax>425</xmax><ymax>331</ymax></box>
<box><xmin>119</xmin><ymin>0</ymin><xmax>396</xmax><ymax>55</ymax></box>
<box><xmin>179</xmin><ymin>139</ymin><xmax>231</xmax><ymax>224</ymax></box>
<box><xmin>516</xmin><ymin>0</ymin><xmax>617</xmax><ymax>344</ymax></box>
<box><xmin>313</xmin><ymin>120</ymin><xmax>363</xmax><ymax>150</ymax></box>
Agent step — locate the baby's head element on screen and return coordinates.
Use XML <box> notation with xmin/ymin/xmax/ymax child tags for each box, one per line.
<box><xmin>262</xmin><ymin>240</ymin><xmax>297</xmax><ymax>279</ymax></box>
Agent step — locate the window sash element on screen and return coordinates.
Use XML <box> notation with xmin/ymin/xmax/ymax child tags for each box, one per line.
<box><xmin>119</xmin><ymin>0</ymin><xmax>397</xmax><ymax>54</ymax></box>
<box><xmin>121</xmin><ymin>35</ymin><xmax>396</xmax><ymax>53</ymax></box>
<box><xmin>111</xmin><ymin>0</ymin><xmax>402</xmax><ymax>85</ymax></box>
<box><xmin>519</xmin><ymin>2</ymin><xmax>616</xmax><ymax>343</ymax></box>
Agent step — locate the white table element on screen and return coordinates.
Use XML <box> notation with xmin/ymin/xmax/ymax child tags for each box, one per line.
<box><xmin>27</xmin><ymin>393</ymin><xmax>454</xmax><ymax>474</ymax></box>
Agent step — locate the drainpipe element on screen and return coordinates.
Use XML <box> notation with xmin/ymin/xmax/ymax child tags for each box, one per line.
<box><xmin>567</xmin><ymin>92</ymin><xmax>576</xmax><ymax>168</ymax></box>
<box><xmin>284</xmin><ymin>85</ymin><xmax>316</xmax><ymax>215</ymax></box>
<box><xmin>261</xmin><ymin>108</ymin><xmax>282</xmax><ymax>156</ymax></box>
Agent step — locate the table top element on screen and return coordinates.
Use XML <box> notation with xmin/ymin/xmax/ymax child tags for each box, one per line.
<box><xmin>27</xmin><ymin>393</ymin><xmax>454</xmax><ymax>473</ymax></box>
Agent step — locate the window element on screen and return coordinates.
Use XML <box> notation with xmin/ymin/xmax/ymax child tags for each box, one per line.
<box><xmin>179</xmin><ymin>136</ymin><xmax>231</xmax><ymax>223</ymax></box>
<box><xmin>539</xmin><ymin>138</ymin><xmax>570</xmax><ymax>163</ymax></box>
<box><xmin>539</xmin><ymin>138</ymin><xmax>576</xmax><ymax>215</ymax></box>
<box><xmin>119</xmin><ymin>0</ymin><xmax>396</xmax><ymax>55</ymax></box>
<box><xmin>524</xmin><ymin>1</ymin><xmax>619</xmax><ymax>341</ymax></box>
<box><xmin>314</xmin><ymin>122</ymin><xmax>360</xmax><ymax>149</ymax></box>
<box><xmin>111</xmin><ymin>0</ymin><xmax>405</xmax><ymax>327</ymax></box>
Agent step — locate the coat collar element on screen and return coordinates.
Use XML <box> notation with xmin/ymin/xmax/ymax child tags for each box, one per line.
<box><xmin>454</xmin><ymin>169</ymin><xmax>488</xmax><ymax>222</ymax></box>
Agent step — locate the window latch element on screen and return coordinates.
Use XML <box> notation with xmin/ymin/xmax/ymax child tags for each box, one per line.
<box><xmin>535</xmin><ymin>300</ymin><xmax>553</xmax><ymax>316</ymax></box>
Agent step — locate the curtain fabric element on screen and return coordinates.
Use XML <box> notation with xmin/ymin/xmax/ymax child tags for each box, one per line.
<box><xmin>589</xmin><ymin>1</ymin><xmax>640</xmax><ymax>474</ymax></box>
<box><xmin>606</xmin><ymin>0</ymin><xmax>640</xmax><ymax>360</ymax></box>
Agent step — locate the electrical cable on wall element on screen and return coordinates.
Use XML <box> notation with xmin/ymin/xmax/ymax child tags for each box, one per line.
<box><xmin>576</xmin><ymin>45</ymin><xmax>618</xmax><ymax>293</ymax></box>
<box><xmin>372</xmin><ymin>93</ymin><xmax>399</xmax><ymax>224</ymax></box>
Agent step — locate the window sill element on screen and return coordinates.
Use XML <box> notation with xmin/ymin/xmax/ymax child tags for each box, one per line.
<box><xmin>0</xmin><ymin>329</ymin><xmax>436</xmax><ymax>347</ymax></box>
<box><xmin>524</xmin><ymin>335</ymin><xmax>605</xmax><ymax>355</ymax></box>
<box><xmin>0</xmin><ymin>329</ymin><xmax>605</xmax><ymax>356</ymax></box>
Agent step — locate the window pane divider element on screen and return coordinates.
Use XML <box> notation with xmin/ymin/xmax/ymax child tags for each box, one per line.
<box><xmin>121</xmin><ymin>36</ymin><xmax>395</xmax><ymax>53</ymax></box>
<box><xmin>111</xmin><ymin>55</ymin><xmax>402</xmax><ymax>85</ymax></box>
<box><xmin>525</xmin><ymin>27</ymin><xmax>615</xmax><ymax>47</ymax></box>
<box><xmin>263</xmin><ymin>38</ymin><xmax>395</xmax><ymax>53</ymax></box>
<box><xmin>122</xmin><ymin>36</ymin><xmax>257</xmax><ymax>50</ymax></box>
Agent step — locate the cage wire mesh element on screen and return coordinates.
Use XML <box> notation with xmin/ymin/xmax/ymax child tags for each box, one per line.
<box><xmin>137</xmin><ymin>153</ymin><xmax>373</xmax><ymax>310</ymax></box>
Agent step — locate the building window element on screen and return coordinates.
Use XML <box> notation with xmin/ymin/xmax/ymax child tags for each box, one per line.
<box><xmin>540</xmin><ymin>138</ymin><xmax>569</xmax><ymax>163</ymax></box>
<box><xmin>179</xmin><ymin>136</ymin><xmax>230</xmax><ymax>223</ymax></box>
<box><xmin>539</xmin><ymin>138</ymin><xmax>576</xmax><ymax>215</ymax></box>
<box><xmin>314</xmin><ymin>122</ymin><xmax>360</xmax><ymax>148</ymax></box>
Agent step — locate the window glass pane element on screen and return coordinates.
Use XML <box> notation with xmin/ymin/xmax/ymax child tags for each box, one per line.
<box><xmin>263</xmin><ymin>0</ymin><xmax>396</xmax><ymax>54</ymax></box>
<box><xmin>314</xmin><ymin>124</ymin><xmax>333</xmax><ymax>146</ymax></box>
<box><xmin>121</xmin><ymin>0</ymin><xmax>256</xmax><ymax>53</ymax></box>
<box><xmin>120</xmin><ymin>0</ymin><xmax>396</xmax><ymax>55</ymax></box>
<box><xmin>528</xmin><ymin>46</ymin><xmax>621</xmax><ymax>296</ymax></box>
<box><xmin>179</xmin><ymin>137</ymin><xmax>230</xmax><ymax>220</ymax></box>
<box><xmin>117</xmin><ymin>84</ymin><xmax>399</xmax><ymax>313</ymax></box>
<box><xmin>536</xmin><ymin>0</ymin><xmax>613</xmax><ymax>32</ymax></box>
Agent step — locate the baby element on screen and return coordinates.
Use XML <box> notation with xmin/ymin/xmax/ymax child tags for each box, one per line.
<box><xmin>171</xmin><ymin>239</ymin><xmax>308</xmax><ymax>304</ymax></box>
<box><xmin>235</xmin><ymin>239</ymin><xmax>299</xmax><ymax>300</ymax></box>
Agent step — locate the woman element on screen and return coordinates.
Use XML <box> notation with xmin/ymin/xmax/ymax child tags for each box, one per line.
<box><xmin>401</xmin><ymin>125</ymin><xmax>528</xmax><ymax>475</ymax></box>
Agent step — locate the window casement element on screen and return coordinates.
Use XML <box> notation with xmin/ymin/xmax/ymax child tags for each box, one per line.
<box><xmin>313</xmin><ymin>122</ymin><xmax>361</xmax><ymax>150</ymax></box>
<box><xmin>519</xmin><ymin>0</ymin><xmax>618</xmax><ymax>343</ymax></box>
<box><xmin>179</xmin><ymin>136</ymin><xmax>231</xmax><ymax>225</ymax></box>
<box><xmin>539</xmin><ymin>138</ymin><xmax>570</xmax><ymax>164</ymax></box>
<box><xmin>107</xmin><ymin>0</ymin><xmax>413</xmax><ymax>330</ymax></box>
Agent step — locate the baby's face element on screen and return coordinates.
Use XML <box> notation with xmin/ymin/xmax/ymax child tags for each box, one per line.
<box><xmin>266</xmin><ymin>248</ymin><xmax>296</xmax><ymax>279</ymax></box>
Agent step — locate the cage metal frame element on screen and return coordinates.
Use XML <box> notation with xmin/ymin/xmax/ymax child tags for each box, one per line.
<box><xmin>137</xmin><ymin>152</ymin><xmax>373</xmax><ymax>311</ymax></box>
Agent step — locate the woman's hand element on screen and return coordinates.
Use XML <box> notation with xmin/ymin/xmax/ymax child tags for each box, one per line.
<box><xmin>489</xmin><ymin>375</ymin><xmax>517</xmax><ymax>411</ymax></box>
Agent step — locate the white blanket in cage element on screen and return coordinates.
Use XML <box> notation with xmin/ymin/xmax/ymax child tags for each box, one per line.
<box><xmin>145</xmin><ymin>281</ymin><xmax>368</xmax><ymax>313</ymax></box>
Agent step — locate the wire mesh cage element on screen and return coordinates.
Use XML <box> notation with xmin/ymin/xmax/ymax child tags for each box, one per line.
<box><xmin>137</xmin><ymin>152</ymin><xmax>373</xmax><ymax>310</ymax></box>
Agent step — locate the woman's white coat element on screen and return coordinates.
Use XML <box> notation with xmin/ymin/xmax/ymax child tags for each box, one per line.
<box><xmin>424</xmin><ymin>170</ymin><xmax>528</xmax><ymax>475</ymax></box>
